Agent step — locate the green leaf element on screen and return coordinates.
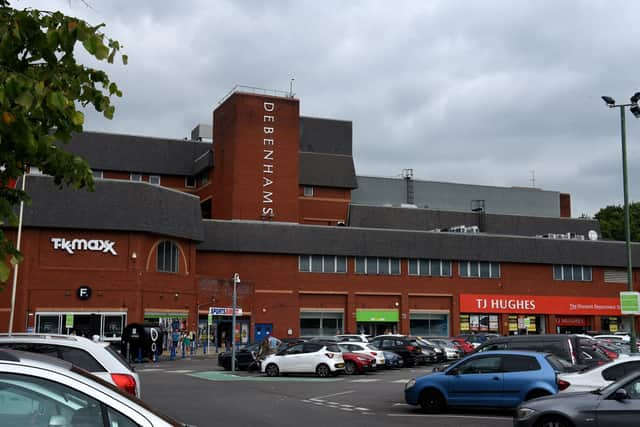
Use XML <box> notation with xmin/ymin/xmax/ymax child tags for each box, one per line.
<box><xmin>95</xmin><ymin>43</ymin><xmax>109</xmax><ymax>60</ymax></box>
<box><xmin>71</xmin><ymin>110</ymin><xmax>84</xmax><ymax>126</ymax></box>
<box><xmin>46</xmin><ymin>92</ymin><xmax>67</xmax><ymax>111</ymax></box>
<box><xmin>15</xmin><ymin>91</ymin><xmax>33</xmax><ymax>109</ymax></box>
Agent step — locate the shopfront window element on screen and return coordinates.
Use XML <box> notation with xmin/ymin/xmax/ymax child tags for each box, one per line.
<box><xmin>460</xmin><ymin>313</ymin><xmax>499</xmax><ymax>333</ymax></box>
<box><xmin>409</xmin><ymin>313</ymin><xmax>449</xmax><ymax>336</ymax></box>
<box><xmin>508</xmin><ymin>315</ymin><xmax>544</xmax><ymax>335</ymax></box>
<box><xmin>35</xmin><ymin>313</ymin><xmax>126</xmax><ymax>340</ymax></box>
<box><xmin>300</xmin><ymin>311</ymin><xmax>343</xmax><ymax>336</ymax></box>
<box><xmin>601</xmin><ymin>317</ymin><xmax>621</xmax><ymax>333</ymax></box>
<box><xmin>36</xmin><ymin>315</ymin><xmax>60</xmax><ymax>334</ymax></box>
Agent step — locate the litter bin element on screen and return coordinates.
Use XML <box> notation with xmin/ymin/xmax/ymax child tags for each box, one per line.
<box><xmin>121</xmin><ymin>323</ymin><xmax>164</xmax><ymax>362</ymax></box>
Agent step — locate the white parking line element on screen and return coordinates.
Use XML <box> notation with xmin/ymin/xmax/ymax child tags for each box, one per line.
<box><xmin>390</xmin><ymin>379</ymin><xmax>410</xmax><ymax>383</ymax></box>
<box><xmin>387</xmin><ymin>414</ymin><xmax>511</xmax><ymax>420</ymax></box>
<box><xmin>137</xmin><ymin>368</ymin><xmax>163</xmax><ymax>372</ymax></box>
<box><xmin>350</xmin><ymin>379</ymin><xmax>379</xmax><ymax>383</ymax></box>
<box><xmin>166</xmin><ymin>370</ymin><xmax>194</xmax><ymax>374</ymax></box>
<box><xmin>309</xmin><ymin>390</ymin><xmax>355</xmax><ymax>400</ymax></box>
<box><xmin>392</xmin><ymin>403</ymin><xmax>409</xmax><ymax>406</ymax></box>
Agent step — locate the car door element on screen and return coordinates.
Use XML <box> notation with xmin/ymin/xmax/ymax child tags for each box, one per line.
<box><xmin>447</xmin><ymin>355</ymin><xmax>503</xmax><ymax>407</ymax></box>
<box><xmin>596</xmin><ymin>376</ymin><xmax>640</xmax><ymax>427</ymax></box>
<box><xmin>276</xmin><ymin>343</ymin><xmax>305</xmax><ymax>373</ymax></box>
<box><xmin>501</xmin><ymin>355</ymin><xmax>543</xmax><ymax>407</ymax></box>
<box><xmin>299</xmin><ymin>343</ymin><xmax>324</xmax><ymax>372</ymax></box>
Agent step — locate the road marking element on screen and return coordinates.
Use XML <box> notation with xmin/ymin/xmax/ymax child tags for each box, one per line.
<box><xmin>167</xmin><ymin>370</ymin><xmax>194</xmax><ymax>374</ymax></box>
<box><xmin>387</xmin><ymin>414</ymin><xmax>511</xmax><ymax>420</ymax></box>
<box><xmin>390</xmin><ymin>379</ymin><xmax>410</xmax><ymax>383</ymax></box>
<box><xmin>393</xmin><ymin>403</ymin><xmax>409</xmax><ymax>406</ymax></box>
<box><xmin>137</xmin><ymin>368</ymin><xmax>163</xmax><ymax>372</ymax></box>
<box><xmin>309</xmin><ymin>390</ymin><xmax>355</xmax><ymax>400</ymax></box>
<box><xmin>350</xmin><ymin>379</ymin><xmax>379</xmax><ymax>383</ymax></box>
<box><xmin>301</xmin><ymin>399</ymin><xmax>373</xmax><ymax>414</ymax></box>
<box><xmin>189</xmin><ymin>371</ymin><xmax>343</xmax><ymax>382</ymax></box>
<box><xmin>340</xmin><ymin>404</ymin><xmax>354</xmax><ymax>408</ymax></box>
<box><xmin>340</xmin><ymin>407</ymin><xmax>354</xmax><ymax>411</ymax></box>
<box><xmin>355</xmin><ymin>407</ymin><xmax>370</xmax><ymax>411</ymax></box>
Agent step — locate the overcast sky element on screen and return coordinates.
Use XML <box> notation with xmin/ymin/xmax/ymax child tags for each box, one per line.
<box><xmin>19</xmin><ymin>0</ymin><xmax>640</xmax><ymax>217</ymax></box>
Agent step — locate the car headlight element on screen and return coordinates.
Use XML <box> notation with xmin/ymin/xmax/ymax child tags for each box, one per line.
<box><xmin>516</xmin><ymin>407</ymin><xmax>536</xmax><ymax>419</ymax></box>
<box><xmin>405</xmin><ymin>378</ymin><xmax>416</xmax><ymax>390</ymax></box>
<box><xmin>357</xmin><ymin>356</ymin><xmax>368</xmax><ymax>361</ymax></box>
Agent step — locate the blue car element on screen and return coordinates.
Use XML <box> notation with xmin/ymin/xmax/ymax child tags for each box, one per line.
<box><xmin>405</xmin><ymin>351</ymin><xmax>561</xmax><ymax>413</ymax></box>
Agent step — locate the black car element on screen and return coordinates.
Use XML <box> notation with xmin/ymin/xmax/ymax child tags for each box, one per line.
<box><xmin>369</xmin><ymin>336</ymin><xmax>426</xmax><ymax>367</ymax></box>
<box><xmin>217</xmin><ymin>343</ymin><xmax>260</xmax><ymax>370</ymax></box>
<box><xmin>514</xmin><ymin>370</ymin><xmax>640</xmax><ymax>427</ymax></box>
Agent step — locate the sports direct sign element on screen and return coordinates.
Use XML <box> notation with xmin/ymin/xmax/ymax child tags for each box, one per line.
<box><xmin>460</xmin><ymin>294</ymin><xmax>622</xmax><ymax>315</ymax></box>
<box><xmin>51</xmin><ymin>238</ymin><xmax>117</xmax><ymax>255</ymax></box>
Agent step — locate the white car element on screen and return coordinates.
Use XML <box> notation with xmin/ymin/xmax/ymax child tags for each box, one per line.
<box><xmin>593</xmin><ymin>334</ymin><xmax>630</xmax><ymax>343</ymax></box>
<box><xmin>0</xmin><ymin>333</ymin><xmax>141</xmax><ymax>397</ymax></box>
<box><xmin>338</xmin><ymin>342</ymin><xmax>386</xmax><ymax>367</ymax></box>
<box><xmin>0</xmin><ymin>349</ymin><xmax>181</xmax><ymax>427</ymax></box>
<box><xmin>336</xmin><ymin>334</ymin><xmax>369</xmax><ymax>342</ymax></box>
<box><xmin>261</xmin><ymin>341</ymin><xmax>344</xmax><ymax>377</ymax></box>
<box><xmin>558</xmin><ymin>355</ymin><xmax>640</xmax><ymax>393</ymax></box>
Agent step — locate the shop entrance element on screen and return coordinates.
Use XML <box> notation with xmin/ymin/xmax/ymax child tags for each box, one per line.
<box><xmin>356</xmin><ymin>322</ymin><xmax>397</xmax><ymax>336</ymax></box>
<box><xmin>556</xmin><ymin>316</ymin><xmax>590</xmax><ymax>334</ymax></box>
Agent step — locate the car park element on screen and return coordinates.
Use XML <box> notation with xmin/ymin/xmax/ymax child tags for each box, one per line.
<box><xmin>338</xmin><ymin>342</ymin><xmax>386</xmax><ymax>367</ymax></box>
<box><xmin>342</xmin><ymin>352</ymin><xmax>376</xmax><ymax>374</ymax></box>
<box><xmin>369</xmin><ymin>336</ymin><xmax>426</xmax><ymax>367</ymax></box>
<box><xmin>0</xmin><ymin>349</ymin><xmax>181</xmax><ymax>427</ymax></box>
<box><xmin>261</xmin><ymin>341</ymin><xmax>344</xmax><ymax>377</ymax></box>
<box><xmin>0</xmin><ymin>333</ymin><xmax>141</xmax><ymax>397</ymax></box>
<box><xmin>217</xmin><ymin>342</ymin><xmax>260</xmax><ymax>370</ymax></box>
<box><xmin>405</xmin><ymin>351</ymin><xmax>562</xmax><ymax>413</ymax></box>
<box><xmin>515</xmin><ymin>370</ymin><xmax>640</xmax><ymax>427</ymax></box>
<box><xmin>558</xmin><ymin>355</ymin><xmax>640</xmax><ymax>392</ymax></box>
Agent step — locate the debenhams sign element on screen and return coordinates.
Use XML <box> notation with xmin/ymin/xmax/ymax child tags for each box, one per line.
<box><xmin>51</xmin><ymin>238</ymin><xmax>117</xmax><ymax>256</ymax></box>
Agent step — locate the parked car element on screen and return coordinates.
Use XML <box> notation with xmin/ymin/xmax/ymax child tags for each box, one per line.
<box><xmin>474</xmin><ymin>334</ymin><xmax>593</xmax><ymax>367</ymax></box>
<box><xmin>338</xmin><ymin>342</ymin><xmax>386</xmax><ymax>367</ymax></box>
<box><xmin>368</xmin><ymin>342</ymin><xmax>403</xmax><ymax>368</ymax></box>
<box><xmin>217</xmin><ymin>342</ymin><xmax>260</xmax><ymax>370</ymax></box>
<box><xmin>0</xmin><ymin>333</ymin><xmax>141</xmax><ymax>397</ymax></box>
<box><xmin>369</xmin><ymin>336</ymin><xmax>426</xmax><ymax>367</ymax></box>
<box><xmin>580</xmin><ymin>343</ymin><xmax>613</xmax><ymax>368</ymax></box>
<box><xmin>415</xmin><ymin>337</ymin><xmax>446</xmax><ymax>362</ymax></box>
<box><xmin>456</xmin><ymin>333</ymin><xmax>498</xmax><ymax>349</ymax></box>
<box><xmin>261</xmin><ymin>341</ymin><xmax>344</xmax><ymax>377</ymax></box>
<box><xmin>515</xmin><ymin>370</ymin><xmax>640</xmax><ymax>427</ymax></box>
<box><xmin>0</xmin><ymin>349</ymin><xmax>181</xmax><ymax>427</ymax></box>
<box><xmin>594</xmin><ymin>334</ymin><xmax>630</xmax><ymax>343</ymax></box>
<box><xmin>451</xmin><ymin>337</ymin><xmax>475</xmax><ymax>354</ymax></box>
<box><xmin>424</xmin><ymin>338</ymin><xmax>463</xmax><ymax>360</ymax></box>
<box><xmin>405</xmin><ymin>351</ymin><xmax>566</xmax><ymax>413</ymax></box>
<box><xmin>558</xmin><ymin>355</ymin><xmax>640</xmax><ymax>393</ymax></box>
<box><xmin>336</xmin><ymin>334</ymin><xmax>369</xmax><ymax>342</ymax></box>
<box><xmin>342</xmin><ymin>352</ymin><xmax>376</xmax><ymax>374</ymax></box>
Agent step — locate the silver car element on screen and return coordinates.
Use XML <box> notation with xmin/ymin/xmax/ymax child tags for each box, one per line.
<box><xmin>0</xmin><ymin>349</ymin><xmax>183</xmax><ymax>427</ymax></box>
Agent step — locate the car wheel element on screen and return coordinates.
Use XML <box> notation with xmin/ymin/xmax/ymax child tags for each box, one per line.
<box><xmin>419</xmin><ymin>389</ymin><xmax>446</xmax><ymax>414</ymax></box>
<box><xmin>344</xmin><ymin>361</ymin><xmax>357</xmax><ymax>375</ymax></box>
<box><xmin>316</xmin><ymin>363</ymin><xmax>331</xmax><ymax>377</ymax></box>
<box><xmin>535</xmin><ymin>415</ymin><xmax>574</xmax><ymax>427</ymax></box>
<box><xmin>265</xmin><ymin>363</ymin><xmax>279</xmax><ymax>377</ymax></box>
<box><xmin>525</xmin><ymin>390</ymin><xmax>551</xmax><ymax>401</ymax></box>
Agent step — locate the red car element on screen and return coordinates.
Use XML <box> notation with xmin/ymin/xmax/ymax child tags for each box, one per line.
<box><xmin>451</xmin><ymin>338</ymin><xmax>475</xmax><ymax>354</ymax></box>
<box><xmin>342</xmin><ymin>352</ymin><xmax>376</xmax><ymax>375</ymax></box>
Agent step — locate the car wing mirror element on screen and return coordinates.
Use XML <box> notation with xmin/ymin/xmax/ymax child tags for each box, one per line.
<box><xmin>613</xmin><ymin>388</ymin><xmax>628</xmax><ymax>401</ymax></box>
<box><xmin>446</xmin><ymin>368</ymin><xmax>459</xmax><ymax>376</ymax></box>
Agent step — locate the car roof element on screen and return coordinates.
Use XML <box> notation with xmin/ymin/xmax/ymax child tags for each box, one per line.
<box><xmin>0</xmin><ymin>348</ymin><xmax>73</xmax><ymax>371</ymax></box>
<box><xmin>469</xmin><ymin>350</ymin><xmax>550</xmax><ymax>357</ymax></box>
<box><xmin>0</xmin><ymin>333</ymin><xmax>102</xmax><ymax>346</ymax></box>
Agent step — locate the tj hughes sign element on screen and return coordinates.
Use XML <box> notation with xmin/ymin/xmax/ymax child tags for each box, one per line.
<box><xmin>51</xmin><ymin>238</ymin><xmax>117</xmax><ymax>256</ymax></box>
<box><xmin>460</xmin><ymin>294</ymin><xmax>622</xmax><ymax>316</ymax></box>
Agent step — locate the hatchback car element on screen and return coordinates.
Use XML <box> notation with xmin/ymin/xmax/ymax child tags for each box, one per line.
<box><xmin>405</xmin><ymin>351</ymin><xmax>563</xmax><ymax>413</ymax></box>
<box><xmin>261</xmin><ymin>342</ymin><xmax>344</xmax><ymax>377</ymax></box>
<box><xmin>558</xmin><ymin>355</ymin><xmax>640</xmax><ymax>392</ymax></box>
<box><xmin>342</xmin><ymin>352</ymin><xmax>376</xmax><ymax>374</ymax></box>
<box><xmin>369</xmin><ymin>336</ymin><xmax>425</xmax><ymax>367</ymax></box>
<box><xmin>217</xmin><ymin>342</ymin><xmax>260</xmax><ymax>370</ymax></box>
<box><xmin>338</xmin><ymin>342</ymin><xmax>386</xmax><ymax>367</ymax></box>
<box><xmin>0</xmin><ymin>349</ymin><xmax>181</xmax><ymax>427</ymax></box>
<box><xmin>0</xmin><ymin>333</ymin><xmax>141</xmax><ymax>397</ymax></box>
<box><xmin>515</xmin><ymin>370</ymin><xmax>640</xmax><ymax>427</ymax></box>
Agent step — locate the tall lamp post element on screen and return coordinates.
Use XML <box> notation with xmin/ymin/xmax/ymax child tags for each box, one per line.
<box><xmin>231</xmin><ymin>273</ymin><xmax>240</xmax><ymax>373</ymax></box>
<box><xmin>602</xmin><ymin>93</ymin><xmax>640</xmax><ymax>353</ymax></box>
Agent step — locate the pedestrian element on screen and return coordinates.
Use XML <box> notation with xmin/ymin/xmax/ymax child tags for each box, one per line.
<box><xmin>221</xmin><ymin>331</ymin><xmax>227</xmax><ymax>351</ymax></box>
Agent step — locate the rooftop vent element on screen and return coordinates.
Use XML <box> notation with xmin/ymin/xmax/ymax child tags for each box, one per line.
<box><xmin>190</xmin><ymin>124</ymin><xmax>213</xmax><ymax>142</ymax></box>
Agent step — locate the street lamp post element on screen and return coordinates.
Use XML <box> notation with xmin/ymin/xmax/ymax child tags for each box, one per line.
<box><xmin>602</xmin><ymin>93</ymin><xmax>640</xmax><ymax>354</ymax></box>
<box><xmin>231</xmin><ymin>273</ymin><xmax>239</xmax><ymax>373</ymax></box>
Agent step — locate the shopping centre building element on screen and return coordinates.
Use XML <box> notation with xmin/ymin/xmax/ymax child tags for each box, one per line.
<box><xmin>1</xmin><ymin>87</ymin><xmax>638</xmax><ymax>345</ymax></box>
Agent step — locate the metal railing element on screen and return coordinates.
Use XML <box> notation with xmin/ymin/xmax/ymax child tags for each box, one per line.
<box><xmin>217</xmin><ymin>85</ymin><xmax>293</xmax><ymax>105</ymax></box>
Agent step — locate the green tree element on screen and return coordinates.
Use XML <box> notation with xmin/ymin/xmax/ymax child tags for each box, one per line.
<box><xmin>594</xmin><ymin>202</ymin><xmax>640</xmax><ymax>241</ymax></box>
<box><xmin>0</xmin><ymin>0</ymin><xmax>126</xmax><ymax>283</ymax></box>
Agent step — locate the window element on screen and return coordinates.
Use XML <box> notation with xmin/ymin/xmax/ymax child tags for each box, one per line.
<box><xmin>185</xmin><ymin>176</ymin><xmax>196</xmax><ymax>188</ymax></box>
<box><xmin>408</xmin><ymin>259</ymin><xmax>452</xmax><ymax>277</ymax></box>
<box><xmin>456</xmin><ymin>356</ymin><xmax>502</xmax><ymax>374</ymax></box>
<box><xmin>298</xmin><ymin>255</ymin><xmax>347</xmax><ymax>273</ymax></box>
<box><xmin>300</xmin><ymin>311</ymin><xmax>343</xmax><ymax>336</ymax></box>
<box><xmin>157</xmin><ymin>240</ymin><xmax>179</xmax><ymax>273</ymax></box>
<box><xmin>303</xmin><ymin>186</ymin><xmax>314</xmax><ymax>197</ymax></box>
<box><xmin>354</xmin><ymin>257</ymin><xmax>401</xmax><ymax>275</ymax></box>
<box><xmin>91</xmin><ymin>170</ymin><xmax>103</xmax><ymax>179</ymax></box>
<box><xmin>197</xmin><ymin>171</ymin><xmax>209</xmax><ymax>186</ymax></box>
<box><xmin>603</xmin><ymin>361</ymin><xmax>640</xmax><ymax>381</ymax></box>
<box><xmin>409</xmin><ymin>313</ymin><xmax>449</xmax><ymax>336</ymax></box>
<box><xmin>149</xmin><ymin>175</ymin><xmax>161</xmax><ymax>185</ymax></box>
<box><xmin>459</xmin><ymin>261</ymin><xmax>500</xmax><ymax>278</ymax></box>
<box><xmin>501</xmin><ymin>355</ymin><xmax>541</xmax><ymax>372</ymax></box>
<box><xmin>59</xmin><ymin>347</ymin><xmax>105</xmax><ymax>372</ymax></box>
<box><xmin>130</xmin><ymin>173</ymin><xmax>142</xmax><ymax>182</ymax></box>
<box><xmin>553</xmin><ymin>265</ymin><xmax>592</xmax><ymax>282</ymax></box>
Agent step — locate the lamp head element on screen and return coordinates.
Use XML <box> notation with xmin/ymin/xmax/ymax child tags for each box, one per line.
<box><xmin>601</xmin><ymin>96</ymin><xmax>616</xmax><ymax>106</ymax></box>
<box><xmin>630</xmin><ymin>105</ymin><xmax>640</xmax><ymax>119</ymax></box>
<box><xmin>631</xmin><ymin>92</ymin><xmax>640</xmax><ymax>104</ymax></box>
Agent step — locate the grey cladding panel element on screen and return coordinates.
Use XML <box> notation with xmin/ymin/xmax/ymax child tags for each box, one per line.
<box><xmin>299</xmin><ymin>152</ymin><xmax>357</xmax><ymax>189</ymax></box>
<box><xmin>198</xmin><ymin>220</ymin><xmax>633</xmax><ymax>267</ymax></box>
<box><xmin>299</xmin><ymin>117</ymin><xmax>352</xmax><ymax>155</ymax></box>
<box><xmin>21</xmin><ymin>175</ymin><xmax>204</xmax><ymax>241</ymax></box>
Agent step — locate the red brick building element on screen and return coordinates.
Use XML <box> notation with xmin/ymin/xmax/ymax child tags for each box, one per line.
<box><xmin>1</xmin><ymin>87</ymin><xmax>638</xmax><ymax>345</ymax></box>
